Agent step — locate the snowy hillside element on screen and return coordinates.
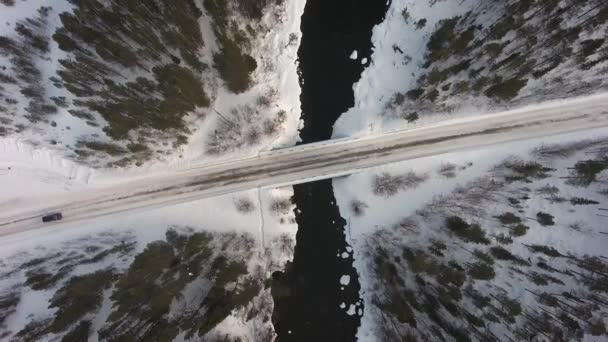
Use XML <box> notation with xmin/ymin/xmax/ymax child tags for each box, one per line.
<box><xmin>333</xmin><ymin>129</ymin><xmax>608</xmax><ymax>341</ymax></box>
<box><xmin>0</xmin><ymin>0</ymin><xmax>304</xmax><ymax>167</ymax></box>
<box><xmin>0</xmin><ymin>186</ymin><xmax>297</xmax><ymax>341</ymax></box>
<box><xmin>334</xmin><ymin>0</ymin><xmax>608</xmax><ymax>137</ymax></box>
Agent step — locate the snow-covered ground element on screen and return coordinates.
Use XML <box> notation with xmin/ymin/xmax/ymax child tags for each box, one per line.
<box><xmin>333</xmin><ymin>127</ymin><xmax>608</xmax><ymax>341</ymax></box>
<box><xmin>176</xmin><ymin>0</ymin><xmax>305</xmax><ymax>160</ymax></box>
<box><xmin>0</xmin><ymin>1</ymin><xmax>308</xmax><ymax>339</ymax></box>
<box><xmin>0</xmin><ymin>0</ymin><xmax>305</xmax><ymax>169</ymax></box>
<box><xmin>335</xmin><ymin>127</ymin><xmax>608</xmax><ymax>241</ymax></box>
<box><xmin>333</xmin><ymin>0</ymin><xmax>492</xmax><ymax>138</ymax></box>
<box><xmin>0</xmin><ymin>138</ymin><xmax>94</xmax><ymax>209</ymax></box>
<box><xmin>3</xmin><ymin>126</ymin><xmax>607</xmax><ymax>340</ymax></box>
<box><xmin>2</xmin><ymin>92</ymin><xmax>607</xmax><ymax>240</ymax></box>
<box><xmin>0</xmin><ymin>0</ymin><xmax>307</xmax><ymax>218</ymax></box>
<box><xmin>2</xmin><ymin>0</ymin><xmax>608</xmax><ymax>340</ymax></box>
<box><xmin>0</xmin><ymin>186</ymin><xmax>297</xmax><ymax>341</ymax></box>
<box><xmin>333</xmin><ymin>0</ymin><xmax>608</xmax><ymax>138</ymax></box>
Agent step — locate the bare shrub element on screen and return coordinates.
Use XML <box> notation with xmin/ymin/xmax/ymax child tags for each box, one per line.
<box><xmin>256</xmin><ymin>95</ymin><xmax>271</xmax><ymax>108</ymax></box>
<box><xmin>350</xmin><ymin>200</ymin><xmax>369</xmax><ymax>217</ymax></box>
<box><xmin>276</xmin><ymin>110</ymin><xmax>287</xmax><ymax>123</ymax></box>
<box><xmin>287</xmin><ymin>32</ymin><xmax>299</xmax><ymax>46</ymax></box>
<box><xmin>438</xmin><ymin>163</ymin><xmax>457</xmax><ymax>178</ymax></box>
<box><xmin>496</xmin><ymin>232</ymin><xmax>515</xmax><ymax>244</ymax></box>
<box><xmin>536</xmin><ymin>184</ymin><xmax>565</xmax><ymax>202</ymax></box>
<box><xmin>276</xmin><ymin>233</ymin><xmax>293</xmax><ymax>256</ymax></box>
<box><xmin>418</xmin><ymin>177</ymin><xmax>516</xmax><ymax>218</ymax></box>
<box><xmin>532</xmin><ymin>139</ymin><xmax>608</xmax><ymax>160</ymax></box>
<box><xmin>206</xmin><ymin>105</ymin><xmax>261</xmax><ymax>154</ymax></box>
<box><xmin>207</xmin><ymin>105</ymin><xmax>285</xmax><ymax>155</ymax></box>
<box><xmin>547</xmin><ymin>196</ymin><xmax>567</xmax><ymax>204</ymax></box>
<box><xmin>235</xmin><ymin>197</ymin><xmax>255</xmax><ymax>213</ymax></box>
<box><xmin>264</xmin><ymin>110</ymin><xmax>286</xmax><ymax>137</ymax></box>
<box><xmin>262</xmin><ymin>118</ymin><xmax>279</xmax><ymax>136</ymax></box>
<box><xmin>497</xmin><ymin>159</ymin><xmax>555</xmax><ymax>182</ymax></box>
<box><xmin>245</xmin><ymin>127</ymin><xmax>261</xmax><ymax>145</ymax></box>
<box><xmin>536</xmin><ymin>184</ymin><xmax>559</xmax><ymax>196</ymax></box>
<box><xmin>270</xmin><ymin>198</ymin><xmax>291</xmax><ymax>216</ymax></box>
<box><xmin>568</xmin><ymin>221</ymin><xmax>587</xmax><ymax>231</ymax></box>
<box><xmin>392</xmin><ymin>217</ymin><xmax>419</xmax><ymax>234</ymax></box>
<box><xmin>372</xmin><ymin>171</ymin><xmax>428</xmax><ymax>197</ymax></box>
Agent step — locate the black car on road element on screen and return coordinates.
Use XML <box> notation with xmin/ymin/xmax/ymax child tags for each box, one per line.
<box><xmin>42</xmin><ymin>212</ymin><xmax>63</xmax><ymax>223</ymax></box>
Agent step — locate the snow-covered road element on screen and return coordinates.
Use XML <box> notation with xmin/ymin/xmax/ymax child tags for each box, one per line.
<box><xmin>2</xmin><ymin>94</ymin><xmax>608</xmax><ymax>236</ymax></box>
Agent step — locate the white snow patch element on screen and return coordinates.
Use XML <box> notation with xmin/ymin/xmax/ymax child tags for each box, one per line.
<box><xmin>0</xmin><ymin>137</ymin><xmax>94</xmax><ymax>206</ymax></box>
<box><xmin>0</xmin><ymin>0</ymin><xmax>306</xmax><ymax>196</ymax></box>
<box><xmin>346</xmin><ymin>304</ymin><xmax>356</xmax><ymax>316</ymax></box>
<box><xmin>0</xmin><ymin>185</ymin><xmax>297</xmax><ymax>340</ymax></box>
<box><xmin>333</xmin><ymin>0</ymin><xmax>487</xmax><ymax>138</ymax></box>
<box><xmin>333</xmin><ymin>127</ymin><xmax>608</xmax><ymax>342</ymax></box>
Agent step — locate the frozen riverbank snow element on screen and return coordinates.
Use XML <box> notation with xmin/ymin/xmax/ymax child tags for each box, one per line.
<box><xmin>0</xmin><ymin>0</ymin><xmax>307</xmax><ymax>209</ymax></box>
<box><xmin>0</xmin><ymin>185</ymin><xmax>298</xmax><ymax>341</ymax></box>
<box><xmin>333</xmin><ymin>127</ymin><xmax>608</xmax><ymax>341</ymax></box>
<box><xmin>333</xmin><ymin>0</ymin><xmax>486</xmax><ymax>138</ymax></box>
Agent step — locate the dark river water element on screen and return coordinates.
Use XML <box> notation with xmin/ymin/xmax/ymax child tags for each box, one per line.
<box><xmin>271</xmin><ymin>0</ymin><xmax>389</xmax><ymax>341</ymax></box>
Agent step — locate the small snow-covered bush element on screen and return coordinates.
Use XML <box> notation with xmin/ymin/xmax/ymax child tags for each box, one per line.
<box><xmin>276</xmin><ymin>233</ymin><xmax>293</xmax><ymax>255</ymax></box>
<box><xmin>567</xmin><ymin>159</ymin><xmax>608</xmax><ymax>187</ymax></box>
<box><xmin>437</xmin><ymin>163</ymin><xmax>457</xmax><ymax>178</ymax></box>
<box><xmin>484</xmin><ymin>77</ymin><xmax>528</xmax><ymax>101</ymax></box>
<box><xmin>467</xmin><ymin>262</ymin><xmax>495</xmax><ymax>280</ymax></box>
<box><xmin>350</xmin><ymin>200</ymin><xmax>369</xmax><ymax>217</ymax></box>
<box><xmin>489</xmin><ymin>246</ymin><xmax>529</xmax><ymax>266</ymax></box>
<box><xmin>207</xmin><ymin>105</ymin><xmax>285</xmax><ymax>155</ymax></box>
<box><xmin>511</xmin><ymin>224</ymin><xmax>529</xmax><ymax>237</ymax></box>
<box><xmin>270</xmin><ymin>197</ymin><xmax>292</xmax><ymax>216</ymax></box>
<box><xmin>527</xmin><ymin>272</ymin><xmax>564</xmax><ymax>286</ymax></box>
<box><xmin>536</xmin><ymin>184</ymin><xmax>560</xmax><ymax>196</ymax></box>
<box><xmin>501</xmin><ymin>160</ymin><xmax>555</xmax><ymax>182</ymax></box>
<box><xmin>419</xmin><ymin>177</ymin><xmax>514</xmax><ymax>218</ymax></box>
<box><xmin>256</xmin><ymin>95</ymin><xmax>271</xmax><ymax>108</ymax></box>
<box><xmin>403</xmin><ymin>111</ymin><xmax>419</xmax><ymax>123</ymax></box>
<box><xmin>570</xmin><ymin>197</ymin><xmax>599</xmax><ymax>205</ymax></box>
<box><xmin>445</xmin><ymin>216</ymin><xmax>490</xmax><ymax>244</ymax></box>
<box><xmin>494</xmin><ymin>233</ymin><xmax>513</xmax><ymax>245</ymax></box>
<box><xmin>245</xmin><ymin>127</ymin><xmax>261</xmax><ymax>145</ymax></box>
<box><xmin>473</xmin><ymin>250</ymin><xmax>494</xmax><ymax>265</ymax></box>
<box><xmin>589</xmin><ymin>319</ymin><xmax>607</xmax><ymax>336</ymax></box>
<box><xmin>494</xmin><ymin>212</ymin><xmax>521</xmax><ymax>225</ymax></box>
<box><xmin>536</xmin><ymin>212</ymin><xmax>555</xmax><ymax>226</ymax></box>
<box><xmin>533</xmin><ymin>139</ymin><xmax>606</xmax><ymax>159</ymax></box>
<box><xmin>372</xmin><ymin>171</ymin><xmax>428</xmax><ymax>197</ymax></box>
<box><xmin>526</xmin><ymin>244</ymin><xmax>563</xmax><ymax>258</ymax></box>
<box><xmin>235</xmin><ymin>197</ymin><xmax>255</xmax><ymax>213</ymax></box>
